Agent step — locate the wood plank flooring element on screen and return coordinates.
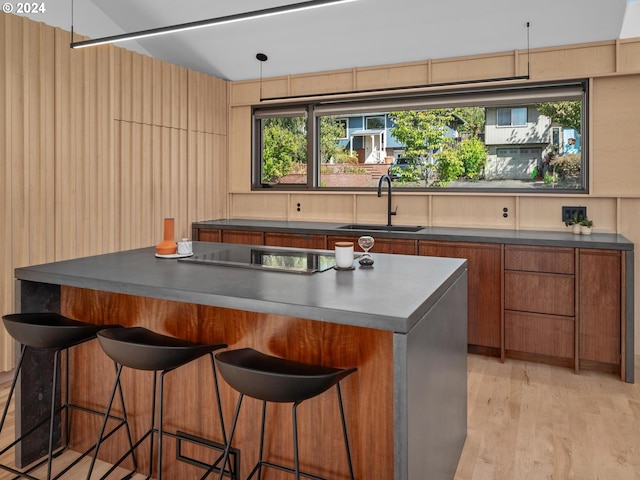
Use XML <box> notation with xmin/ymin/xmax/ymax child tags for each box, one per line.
<box><xmin>1</xmin><ymin>354</ymin><xmax>639</xmax><ymax>479</ymax></box>
<box><xmin>455</xmin><ymin>354</ymin><xmax>640</xmax><ymax>480</ymax></box>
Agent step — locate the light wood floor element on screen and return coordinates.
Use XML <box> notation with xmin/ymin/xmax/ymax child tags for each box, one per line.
<box><xmin>455</xmin><ymin>354</ymin><xmax>640</xmax><ymax>480</ymax></box>
<box><xmin>1</xmin><ymin>354</ymin><xmax>639</xmax><ymax>479</ymax></box>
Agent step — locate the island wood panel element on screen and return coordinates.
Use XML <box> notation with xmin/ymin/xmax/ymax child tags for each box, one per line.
<box><xmin>61</xmin><ymin>286</ymin><xmax>393</xmax><ymax>480</ymax></box>
<box><xmin>579</xmin><ymin>249</ymin><xmax>622</xmax><ymax>368</ymax></box>
<box><xmin>328</xmin><ymin>235</ymin><xmax>417</xmax><ymax>255</ymax></box>
<box><xmin>418</xmin><ymin>241</ymin><xmax>502</xmax><ymax>351</ymax></box>
<box><xmin>264</xmin><ymin>232</ymin><xmax>327</xmax><ymax>249</ymax></box>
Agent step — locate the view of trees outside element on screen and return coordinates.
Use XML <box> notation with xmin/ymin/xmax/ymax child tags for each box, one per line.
<box><xmin>261</xmin><ymin>116</ymin><xmax>307</xmax><ymax>183</ymax></box>
<box><xmin>260</xmin><ymin>100</ymin><xmax>582</xmax><ymax>189</ymax></box>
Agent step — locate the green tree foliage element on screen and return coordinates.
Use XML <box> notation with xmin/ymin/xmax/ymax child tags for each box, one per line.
<box><xmin>319</xmin><ymin>117</ymin><xmax>350</xmax><ymax>163</ymax></box>
<box><xmin>451</xmin><ymin>107</ymin><xmax>485</xmax><ymax>137</ymax></box>
<box><xmin>535</xmin><ymin>101</ymin><xmax>581</xmax><ymax>130</ymax></box>
<box><xmin>434</xmin><ymin>148</ymin><xmax>464</xmax><ymax>186</ymax></box>
<box><xmin>389</xmin><ymin>109</ymin><xmax>454</xmax><ymax>160</ymax></box>
<box><xmin>262</xmin><ymin>117</ymin><xmax>307</xmax><ymax>182</ymax></box>
<box><xmin>457</xmin><ymin>137</ymin><xmax>487</xmax><ymax>179</ymax></box>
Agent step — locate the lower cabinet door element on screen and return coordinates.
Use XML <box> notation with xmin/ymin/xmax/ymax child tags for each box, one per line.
<box><xmin>505</xmin><ymin>311</ymin><xmax>574</xmax><ymax>359</ymax></box>
<box><xmin>419</xmin><ymin>241</ymin><xmax>502</xmax><ymax>350</ymax></box>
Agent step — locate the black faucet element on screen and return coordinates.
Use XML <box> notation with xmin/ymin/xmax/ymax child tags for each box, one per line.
<box><xmin>377</xmin><ymin>174</ymin><xmax>397</xmax><ymax>227</ymax></box>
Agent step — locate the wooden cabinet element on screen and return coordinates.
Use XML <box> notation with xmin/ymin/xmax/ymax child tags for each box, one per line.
<box><xmin>419</xmin><ymin>241</ymin><xmax>502</xmax><ymax>354</ymax></box>
<box><xmin>579</xmin><ymin>249</ymin><xmax>621</xmax><ymax>371</ymax></box>
<box><xmin>329</xmin><ymin>235</ymin><xmax>417</xmax><ymax>255</ymax></box>
<box><xmin>196</xmin><ymin>229</ymin><xmax>221</xmax><ymax>242</ymax></box>
<box><xmin>264</xmin><ymin>232</ymin><xmax>326</xmax><ymax>249</ymax></box>
<box><xmin>221</xmin><ymin>229</ymin><xmax>264</xmax><ymax>245</ymax></box>
<box><xmin>504</xmin><ymin>246</ymin><xmax>576</xmax><ymax>365</ymax></box>
<box><xmin>194</xmin><ymin>228</ymin><xmax>264</xmax><ymax>245</ymax></box>
<box><xmin>192</xmin><ymin>224</ymin><xmax>630</xmax><ymax>380</ymax></box>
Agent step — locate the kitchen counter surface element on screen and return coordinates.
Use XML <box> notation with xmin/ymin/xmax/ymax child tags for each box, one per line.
<box><xmin>15</xmin><ymin>242</ymin><xmax>467</xmax><ymax>334</ymax></box>
<box><xmin>193</xmin><ymin>219</ymin><xmax>634</xmax><ymax>250</ymax></box>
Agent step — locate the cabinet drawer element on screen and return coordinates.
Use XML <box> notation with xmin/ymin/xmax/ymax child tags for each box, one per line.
<box><xmin>505</xmin><ymin>245</ymin><xmax>574</xmax><ymax>274</ymax></box>
<box><xmin>505</xmin><ymin>311</ymin><xmax>574</xmax><ymax>358</ymax></box>
<box><xmin>264</xmin><ymin>232</ymin><xmax>326</xmax><ymax>249</ymax></box>
<box><xmin>505</xmin><ymin>271</ymin><xmax>574</xmax><ymax>316</ymax></box>
<box><xmin>221</xmin><ymin>230</ymin><xmax>264</xmax><ymax>245</ymax></box>
<box><xmin>197</xmin><ymin>229</ymin><xmax>221</xmax><ymax>242</ymax></box>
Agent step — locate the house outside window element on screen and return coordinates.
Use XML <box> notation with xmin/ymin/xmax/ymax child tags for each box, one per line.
<box><xmin>365</xmin><ymin>116</ymin><xmax>385</xmax><ymax>129</ymax></box>
<box><xmin>497</xmin><ymin>107</ymin><xmax>527</xmax><ymax>127</ymax></box>
<box><xmin>253</xmin><ymin>81</ymin><xmax>586</xmax><ymax>192</ymax></box>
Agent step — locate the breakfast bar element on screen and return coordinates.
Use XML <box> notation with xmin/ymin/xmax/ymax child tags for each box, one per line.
<box><xmin>13</xmin><ymin>242</ymin><xmax>468</xmax><ymax>480</ymax></box>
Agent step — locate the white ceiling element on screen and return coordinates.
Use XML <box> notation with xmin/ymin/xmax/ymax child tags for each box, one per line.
<box><xmin>16</xmin><ymin>0</ymin><xmax>640</xmax><ymax>81</ymax></box>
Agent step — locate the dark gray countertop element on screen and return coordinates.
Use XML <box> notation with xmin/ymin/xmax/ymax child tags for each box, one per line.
<box><xmin>15</xmin><ymin>242</ymin><xmax>467</xmax><ymax>334</ymax></box>
<box><xmin>193</xmin><ymin>219</ymin><xmax>634</xmax><ymax>250</ymax></box>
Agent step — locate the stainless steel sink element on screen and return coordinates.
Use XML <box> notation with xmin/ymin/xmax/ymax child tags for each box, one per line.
<box><xmin>338</xmin><ymin>224</ymin><xmax>425</xmax><ymax>232</ymax></box>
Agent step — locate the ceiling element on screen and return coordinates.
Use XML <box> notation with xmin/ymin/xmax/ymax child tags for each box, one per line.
<box><xmin>17</xmin><ymin>0</ymin><xmax>640</xmax><ymax>82</ymax></box>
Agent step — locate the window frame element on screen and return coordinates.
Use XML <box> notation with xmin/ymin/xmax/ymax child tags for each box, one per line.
<box><xmin>252</xmin><ymin>80</ymin><xmax>588</xmax><ymax>193</ymax></box>
<box><xmin>496</xmin><ymin>107</ymin><xmax>528</xmax><ymax>127</ymax></box>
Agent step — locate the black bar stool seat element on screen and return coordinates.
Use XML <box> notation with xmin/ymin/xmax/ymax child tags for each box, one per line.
<box><xmin>88</xmin><ymin>327</ymin><xmax>231</xmax><ymax>480</ymax></box>
<box><xmin>3</xmin><ymin>312</ymin><xmax>116</xmax><ymax>349</ymax></box>
<box><xmin>0</xmin><ymin>312</ymin><xmax>130</xmax><ymax>480</ymax></box>
<box><xmin>213</xmin><ymin>348</ymin><xmax>357</xmax><ymax>480</ymax></box>
<box><xmin>97</xmin><ymin>326</ymin><xmax>226</xmax><ymax>371</ymax></box>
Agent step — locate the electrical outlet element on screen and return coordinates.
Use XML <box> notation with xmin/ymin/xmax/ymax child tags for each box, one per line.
<box><xmin>561</xmin><ymin>206</ymin><xmax>586</xmax><ymax>222</ymax></box>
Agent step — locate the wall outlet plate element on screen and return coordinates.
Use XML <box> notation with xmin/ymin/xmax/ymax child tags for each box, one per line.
<box><xmin>562</xmin><ymin>206</ymin><xmax>587</xmax><ymax>222</ymax></box>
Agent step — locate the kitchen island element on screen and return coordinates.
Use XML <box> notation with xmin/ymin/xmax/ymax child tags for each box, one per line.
<box><xmin>14</xmin><ymin>242</ymin><xmax>468</xmax><ymax>480</ymax></box>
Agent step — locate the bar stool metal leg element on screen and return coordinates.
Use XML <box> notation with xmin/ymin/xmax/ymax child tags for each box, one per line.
<box><xmin>213</xmin><ymin>348</ymin><xmax>358</xmax><ymax>480</ymax></box>
<box><xmin>90</xmin><ymin>327</ymin><xmax>230</xmax><ymax>480</ymax></box>
<box><xmin>216</xmin><ymin>394</ymin><xmax>244</xmax><ymax>480</ymax></box>
<box><xmin>86</xmin><ymin>363</ymin><xmax>138</xmax><ymax>480</ymax></box>
<box><xmin>336</xmin><ymin>384</ymin><xmax>355</xmax><ymax>480</ymax></box>
<box><xmin>198</xmin><ymin>354</ymin><xmax>237</xmax><ymax>480</ymax></box>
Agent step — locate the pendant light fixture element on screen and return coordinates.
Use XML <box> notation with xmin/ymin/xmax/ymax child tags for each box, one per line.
<box><xmin>70</xmin><ymin>0</ymin><xmax>357</xmax><ymax>49</ymax></box>
<box><xmin>257</xmin><ymin>53</ymin><xmax>268</xmax><ymax>101</ymax></box>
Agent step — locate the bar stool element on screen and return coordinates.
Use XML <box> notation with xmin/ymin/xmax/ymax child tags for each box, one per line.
<box><xmin>88</xmin><ymin>326</ymin><xmax>230</xmax><ymax>480</ymax></box>
<box><xmin>0</xmin><ymin>312</ymin><xmax>133</xmax><ymax>480</ymax></box>
<box><xmin>213</xmin><ymin>348</ymin><xmax>357</xmax><ymax>480</ymax></box>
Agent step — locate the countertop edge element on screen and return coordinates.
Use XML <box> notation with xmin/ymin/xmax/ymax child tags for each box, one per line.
<box><xmin>192</xmin><ymin>219</ymin><xmax>634</xmax><ymax>251</ymax></box>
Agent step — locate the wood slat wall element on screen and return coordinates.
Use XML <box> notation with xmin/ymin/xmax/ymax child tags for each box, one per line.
<box><xmin>0</xmin><ymin>13</ymin><xmax>228</xmax><ymax>371</ymax></box>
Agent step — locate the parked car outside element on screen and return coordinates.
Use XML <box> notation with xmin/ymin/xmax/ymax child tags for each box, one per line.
<box><xmin>388</xmin><ymin>157</ymin><xmax>426</xmax><ymax>181</ymax></box>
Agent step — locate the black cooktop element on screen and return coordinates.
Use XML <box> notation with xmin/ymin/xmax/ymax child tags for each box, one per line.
<box><xmin>178</xmin><ymin>246</ymin><xmax>336</xmax><ymax>274</ymax></box>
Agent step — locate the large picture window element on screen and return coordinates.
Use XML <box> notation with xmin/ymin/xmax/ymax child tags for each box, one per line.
<box><xmin>253</xmin><ymin>81</ymin><xmax>587</xmax><ymax>192</ymax></box>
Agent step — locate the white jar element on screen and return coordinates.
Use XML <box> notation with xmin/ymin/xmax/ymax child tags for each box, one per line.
<box><xmin>334</xmin><ymin>241</ymin><xmax>354</xmax><ymax>269</ymax></box>
<box><xmin>177</xmin><ymin>238</ymin><xmax>193</xmax><ymax>255</ymax></box>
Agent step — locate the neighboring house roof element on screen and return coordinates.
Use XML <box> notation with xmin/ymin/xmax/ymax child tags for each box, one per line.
<box><xmin>350</xmin><ymin>129</ymin><xmax>385</xmax><ymax>136</ymax></box>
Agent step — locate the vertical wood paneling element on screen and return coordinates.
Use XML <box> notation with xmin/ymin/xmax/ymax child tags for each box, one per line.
<box><xmin>188</xmin><ymin>131</ymin><xmax>227</xmax><ymax>226</ymax></box>
<box><xmin>0</xmin><ymin>13</ymin><xmax>229</xmax><ymax>371</ymax></box>
<box><xmin>1</xmin><ymin>15</ymin><xmax>57</xmax><ymax>368</ymax></box>
<box><xmin>0</xmin><ymin>13</ymin><xmax>11</xmax><ymax>367</ymax></box>
<box><xmin>188</xmin><ymin>69</ymin><xmax>227</xmax><ymax>134</ymax></box>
